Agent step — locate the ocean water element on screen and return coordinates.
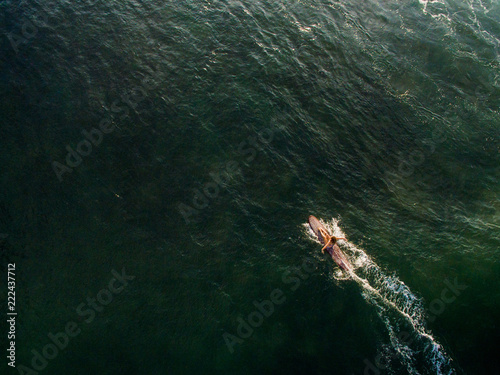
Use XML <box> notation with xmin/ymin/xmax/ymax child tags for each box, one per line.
<box><xmin>1</xmin><ymin>0</ymin><xmax>499</xmax><ymax>374</ymax></box>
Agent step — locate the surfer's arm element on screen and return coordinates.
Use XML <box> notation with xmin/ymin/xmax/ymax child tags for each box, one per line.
<box><xmin>336</xmin><ymin>237</ymin><xmax>347</xmax><ymax>241</ymax></box>
<box><xmin>321</xmin><ymin>238</ymin><xmax>333</xmax><ymax>253</ymax></box>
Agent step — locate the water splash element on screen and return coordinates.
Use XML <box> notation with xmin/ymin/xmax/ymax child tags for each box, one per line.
<box><xmin>304</xmin><ymin>218</ymin><xmax>455</xmax><ymax>374</ymax></box>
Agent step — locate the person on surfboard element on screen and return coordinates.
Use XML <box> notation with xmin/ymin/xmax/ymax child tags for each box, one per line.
<box><xmin>318</xmin><ymin>227</ymin><xmax>346</xmax><ymax>253</ymax></box>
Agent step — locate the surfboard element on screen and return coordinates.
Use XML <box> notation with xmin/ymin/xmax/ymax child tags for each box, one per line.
<box><xmin>308</xmin><ymin>215</ymin><xmax>352</xmax><ymax>271</ymax></box>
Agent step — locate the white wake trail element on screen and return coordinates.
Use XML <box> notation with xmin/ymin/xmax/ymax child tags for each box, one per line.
<box><xmin>304</xmin><ymin>218</ymin><xmax>454</xmax><ymax>375</ymax></box>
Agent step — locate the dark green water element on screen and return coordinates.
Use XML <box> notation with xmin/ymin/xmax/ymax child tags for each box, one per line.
<box><xmin>1</xmin><ymin>0</ymin><xmax>499</xmax><ymax>374</ymax></box>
